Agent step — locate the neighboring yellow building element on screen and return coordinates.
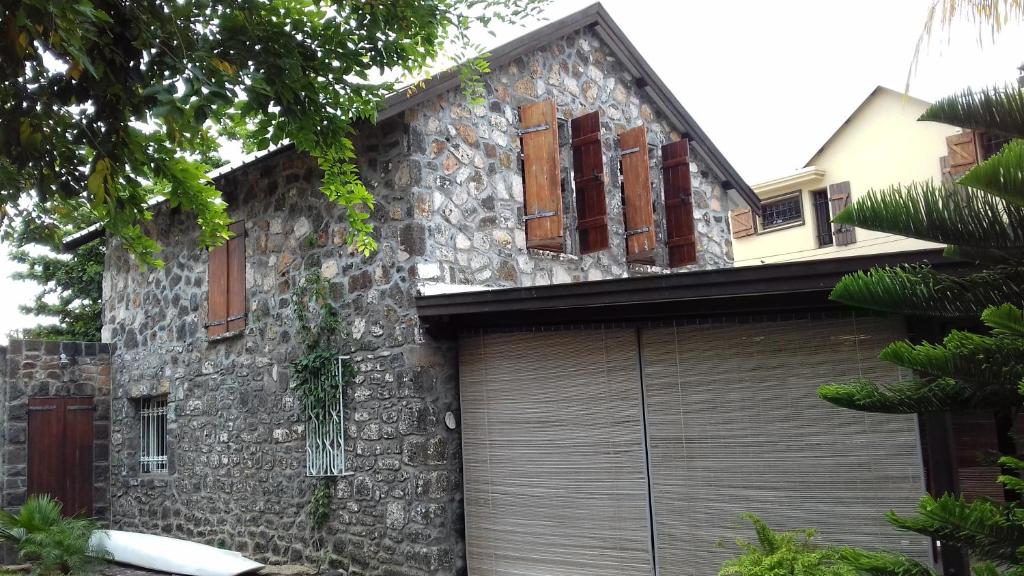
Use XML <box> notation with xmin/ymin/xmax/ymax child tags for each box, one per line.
<box><xmin>731</xmin><ymin>86</ymin><xmax>958</xmax><ymax>266</ymax></box>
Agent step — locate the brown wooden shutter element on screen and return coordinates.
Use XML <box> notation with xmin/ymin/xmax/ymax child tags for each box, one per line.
<box><xmin>662</xmin><ymin>140</ymin><xmax>696</xmax><ymax>267</ymax></box>
<box><xmin>227</xmin><ymin>220</ymin><xmax>247</xmax><ymax>332</ymax></box>
<box><xmin>207</xmin><ymin>220</ymin><xmax>246</xmax><ymax>337</ymax></box>
<box><xmin>945</xmin><ymin>130</ymin><xmax>979</xmax><ymax>180</ymax></box>
<box><xmin>207</xmin><ymin>235</ymin><xmax>229</xmax><ymax>338</ymax></box>
<box><xmin>828</xmin><ymin>181</ymin><xmax>856</xmax><ymax>246</ymax></box>
<box><xmin>619</xmin><ymin>126</ymin><xmax>655</xmax><ymax>262</ymax></box>
<box><xmin>571</xmin><ymin>111</ymin><xmax>608</xmax><ymax>254</ymax></box>
<box><xmin>730</xmin><ymin>208</ymin><xmax>755</xmax><ymax>238</ymax></box>
<box><xmin>520</xmin><ymin>100</ymin><xmax>563</xmax><ymax>252</ymax></box>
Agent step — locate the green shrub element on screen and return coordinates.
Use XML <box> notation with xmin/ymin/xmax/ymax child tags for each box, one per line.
<box><xmin>719</xmin><ymin>514</ymin><xmax>857</xmax><ymax>576</ymax></box>
<box><xmin>0</xmin><ymin>495</ymin><xmax>108</xmax><ymax>575</ymax></box>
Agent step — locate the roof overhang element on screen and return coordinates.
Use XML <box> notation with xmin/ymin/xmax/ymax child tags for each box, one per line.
<box><xmin>415</xmin><ymin>249</ymin><xmax>964</xmax><ymax>333</ymax></box>
<box><xmin>753</xmin><ymin>166</ymin><xmax>826</xmax><ymax>198</ymax></box>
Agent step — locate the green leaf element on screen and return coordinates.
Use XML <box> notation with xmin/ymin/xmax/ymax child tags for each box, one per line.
<box><xmin>86</xmin><ymin>157</ymin><xmax>111</xmax><ymax>206</ymax></box>
<box><xmin>833</xmin><ymin>181</ymin><xmax>1024</xmax><ymax>249</ymax></box>
<box><xmin>983</xmin><ymin>304</ymin><xmax>1024</xmax><ymax>337</ymax></box>
<box><xmin>960</xmin><ymin>139</ymin><xmax>1024</xmax><ymax>207</ymax></box>
<box><xmin>819</xmin><ymin>377</ymin><xmax>980</xmax><ymax>414</ymax></box>
<box><xmin>920</xmin><ymin>85</ymin><xmax>1024</xmax><ymax>138</ymax></box>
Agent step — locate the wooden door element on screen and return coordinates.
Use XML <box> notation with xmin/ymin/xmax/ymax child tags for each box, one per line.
<box><xmin>27</xmin><ymin>397</ymin><xmax>94</xmax><ymax>516</ymax></box>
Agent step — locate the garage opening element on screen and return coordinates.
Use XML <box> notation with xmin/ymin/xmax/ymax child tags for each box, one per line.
<box><xmin>459</xmin><ymin>315</ymin><xmax>931</xmax><ymax>575</ymax></box>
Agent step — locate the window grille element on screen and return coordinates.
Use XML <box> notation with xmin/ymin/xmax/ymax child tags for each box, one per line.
<box><xmin>139</xmin><ymin>396</ymin><xmax>168</xmax><ymax>474</ymax></box>
<box><xmin>811</xmin><ymin>189</ymin><xmax>834</xmax><ymax>247</ymax></box>
<box><xmin>306</xmin><ymin>356</ymin><xmax>350</xmax><ymax>477</ymax></box>
<box><xmin>761</xmin><ymin>194</ymin><xmax>802</xmax><ymax>229</ymax></box>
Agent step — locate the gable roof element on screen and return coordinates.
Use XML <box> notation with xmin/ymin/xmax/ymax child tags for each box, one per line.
<box><xmin>378</xmin><ymin>3</ymin><xmax>759</xmax><ymax>213</ymax></box>
<box><xmin>804</xmin><ymin>85</ymin><xmax>933</xmax><ymax>167</ymax></box>
<box><xmin>64</xmin><ymin>3</ymin><xmax>757</xmax><ymax>251</ymax></box>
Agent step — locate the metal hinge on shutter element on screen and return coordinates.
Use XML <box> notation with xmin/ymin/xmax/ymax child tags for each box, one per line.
<box><xmin>524</xmin><ymin>210</ymin><xmax>558</xmax><ymax>221</ymax></box>
<box><xmin>28</xmin><ymin>405</ymin><xmax>56</xmax><ymax>412</ymax></box>
<box><xmin>619</xmin><ymin>146</ymin><xmax>641</xmax><ymax>156</ymax></box>
<box><xmin>204</xmin><ymin>313</ymin><xmax>247</xmax><ymax>328</ymax></box>
<box><xmin>625</xmin><ymin>226</ymin><xmax>651</xmax><ymax>237</ymax></box>
<box><xmin>517</xmin><ymin>124</ymin><xmax>550</xmax><ymax>136</ymax></box>
<box><xmin>67</xmin><ymin>405</ymin><xmax>97</xmax><ymax>412</ymax></box>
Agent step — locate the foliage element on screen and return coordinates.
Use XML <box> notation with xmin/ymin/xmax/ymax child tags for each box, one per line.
<box><xmin>289</xmin><ymin>270</ymin><xmax>355</xmax><ymax>421</ymax></box>
<box><xmin>816</xmin><ymin>79</ymin><xmax>1024</xmax><ymax>574</ymax></box>
<box><xmin>718</xmin><ymin>514</ymin><xmax>857</xmax><ymax>576</ymax></box>
<box><xmin>307</xmin><ymin>477</ymin><xmax>334</xmax><ymax>530</ymax></box>
<box><xmin>8</xmin><ymin>239</ymin><xmax>103</xmax><ymax>341</ymax></box>
<box><xmin>0</xmin><ymin>494</ymin><xmax>108</xmax><ymax>575</ymax></box>
<box><xmin>0</xmin><ymin>0</ymin><xmax>548</xmax><ymax>267</ymax></box>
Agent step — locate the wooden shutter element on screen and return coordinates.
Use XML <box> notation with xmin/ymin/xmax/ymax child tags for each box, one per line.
<box><xmin>730</xmin><ymin>208</ymin><xmax>755</xmax><ymax>238</ymax></box>
<box><xmin>571</xmin><ymin>111</ymin><xmax>608</xmax><ymax>253</ymax></box>
<box><xmin>945</xmin><ymin>130</ymin><xmax>979</xmax><ymax>180</ymax></box>
<box><xmin>207</xmin><ymin>235</ymin><xmax>229</xmax><ymax>338</ymax></box>
<box><xmin>227</xmin><ymin>221</ymin><xmax>247</xmax><ymax>332</ymax></box>
<box><xmin>520</xmin><ymin>100</ymin><xmax>563</xmax><ymax>252</ymax></box>
<box><xmin>662</xmin><ymin>140</ymin><xmax>696</xmax><ymax>267</ymax></box>
<box><xmin>828</xmin><ymin>181</ymin><xmax>856</xmax><ymax>246</ymax></box>
<box><xmin>207</xmin><ymin>220</ymin><xmax>246</xmax><ymax>337</ymax></box>
<box><xmin>460</xmin><ymin>330</ymin><xmax>654</xmax><ymax>576</ymax></box>
<box><xmin>28</xmin><ymin>397</ymin><xmax>94</xmax><ymax>516</ymax></box>
<box><xmin>619</xmin><ymin>126</ymin><xmax>655</xmax><ymax>262</ymax></box>
<box><xmin>640</xmin><ymin>317</ymin><xmax>931</xmax><ymax>573</ymax></box>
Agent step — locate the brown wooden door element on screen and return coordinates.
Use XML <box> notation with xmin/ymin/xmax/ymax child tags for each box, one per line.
<box><xmin>27</xmin><ymin>397</ymin><xmax>94</xmax><ymax>516</ymax></box>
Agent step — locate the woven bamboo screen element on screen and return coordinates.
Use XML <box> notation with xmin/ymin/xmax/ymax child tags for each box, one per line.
<box><xmin>640</xmin><ymin>316</ymin><xmax>932</xmax><ymax>575</ymax></box>
<box><xmin>459</xmin><ymin>329</ymin><xmax>654</xmax><ymax>576</ymax></box>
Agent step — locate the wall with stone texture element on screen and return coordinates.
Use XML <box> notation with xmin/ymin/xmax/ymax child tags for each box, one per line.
<box><xmin>403</xmin><ymin>28</ymin><xmax>734</xmax><ymax>287</ymax></box>
<box><xmin>0</xmin><ymin>340</ymin><xmax>112</xmax><ymax>520</ymax></box>
<box><xmin>102</xmin><ymin>24</ymin><xmax>738</xmax><ymax>576</ymax></box>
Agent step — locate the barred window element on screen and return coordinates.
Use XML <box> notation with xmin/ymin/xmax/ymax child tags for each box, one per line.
<box><xmin>140</xmin><ymin>396</ymin><xmax>168</xmax><ymax>474</ymax></box>
<box><xmin>761</xmin><ymin>194</ymin><xmax>803</xmax><ymax>229</ymax></box>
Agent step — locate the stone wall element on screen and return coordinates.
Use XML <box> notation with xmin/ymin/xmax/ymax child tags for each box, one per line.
<box><xmin>0</xmin><ymin>340</ymin><xmax>112</xmax><ymax>520</ymax></box>
<box><xmin>404</xmin><ymin>28</ymin><xmax>734</xmax><ymax>287</ymax></box>
<box><xmin>104</xmin><ymin>140</ymin><xmax>463</xmax><ymax>575</ymax></box>
<box><xmin>102</xmin><ymin>24</ymin><xmax>739</xmax><ymax>576</ymax></box>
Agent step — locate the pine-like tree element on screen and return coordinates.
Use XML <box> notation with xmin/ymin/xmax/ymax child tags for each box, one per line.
<box><xmin>817</xmin><ymin>84</ymin><xmax>1024</xmax><ymax>575</ymax></box>
<box><xmin>9</xmin><ymin>239</ymin><xmax>103</xmax><ymax>342</ymax></box>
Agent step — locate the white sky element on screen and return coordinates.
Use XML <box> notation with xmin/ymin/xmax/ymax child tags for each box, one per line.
<box><xmin>2</xmin><ymin>0</ymin><xmax>1022</xmax><ymax>342</ymax></box>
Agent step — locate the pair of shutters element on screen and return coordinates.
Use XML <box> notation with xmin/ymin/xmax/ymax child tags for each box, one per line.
<box><xmin>207</xmin><ymin>220</ymin><xmax>246</xmax><ymax>337</ymax></box>
<box><xmin>519</xmin><ymin>100</ymin><xmax>696</xmax><ymax>266</ymax></box>
<box><xmin>730</xmin><ymin>181</ymin><xmax>855</xmax><ymax>247</ymax></box>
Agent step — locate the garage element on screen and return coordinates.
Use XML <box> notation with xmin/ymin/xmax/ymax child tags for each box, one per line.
<box><xmin>419</xmin><ymin>253</ymin><xmax>960</xmax><ymax>575</ymax></box>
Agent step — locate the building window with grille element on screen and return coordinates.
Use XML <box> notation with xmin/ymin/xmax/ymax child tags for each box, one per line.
<box><xmin>139</xmin><ymin>396</ymin><xmax>168</xmax><ymax>474</ymax></box>
<box><xmin>760</xmin><ymin>192</ymin><xmax>803</xmax><ymax>229</ymax></box>
<box><xmin>811</xmin><ymin>189</ymin><xmax>834</xmax><ymax>247</ymax></box>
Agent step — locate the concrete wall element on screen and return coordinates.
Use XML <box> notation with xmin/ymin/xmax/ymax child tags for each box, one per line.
<box><xmin>0</xmin><ymin>340</ymin><xmax>112</xmax><ymax>520</ymax></box>
<box><xmin>733</xmin><ymin>87</ymin><xmax>953</xmax><ymax>266</ymax></box>
<box><xmin>101</xmin><ymin>25</ymin><xmax>738</xmax><ymax>575</ymax></box>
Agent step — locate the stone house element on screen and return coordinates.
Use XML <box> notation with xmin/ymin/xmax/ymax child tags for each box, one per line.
<box><xmin>4</xmin><ymin>3</ymin><xmax>967</xmax><ymax>576</ymax></box>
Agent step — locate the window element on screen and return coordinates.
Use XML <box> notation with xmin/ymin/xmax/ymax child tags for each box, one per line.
<box><xmin>207</xmin><ymin>220</ymin><xmax>246</xmax><ymax>338</ymax></box>
<box><xmin>811</xmin><ymin>189</ymin><xmax>833</xmax><ymax>247</ymax></box>
<box><xmin>979</xmin><ymin>131</ymin><xmax>1011</xmax><ymax>161</ymax></box>
<box><xmin>139</xmin><ymin>396</ymin><xmax>168</xmax><ymax>474</ymax></box>
<box><xmin>760</xmin><ymin>193</ymin><xmax>803</xmax><ymax>229</ymax></box>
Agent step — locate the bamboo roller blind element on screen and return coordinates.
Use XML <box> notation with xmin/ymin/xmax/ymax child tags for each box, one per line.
<box><xmin>640</xmin><ymin>316</ymin><xmax>931</xmax><ymax>575</ymax></box>
<box><xmin>459</xmin><ymin>329</ymin><xmax>654</xmax><ymax>576</ymax></box>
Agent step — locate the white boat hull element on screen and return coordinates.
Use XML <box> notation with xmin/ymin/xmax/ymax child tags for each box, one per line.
<box><xmin>90</xmin><ymin>529</ymin><xmax>264</xmax><ymax>576</ymax></box>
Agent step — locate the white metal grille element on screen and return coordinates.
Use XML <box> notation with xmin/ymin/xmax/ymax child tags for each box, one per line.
<box><xmin>139</xmin><ymin>396</ymin><xmax>168</xmax><ymax>474</ymax></box>
<box><xmin>306</xmin><ymin>356</ymin><xmax>349</xmax><ymax>476</ymax></box>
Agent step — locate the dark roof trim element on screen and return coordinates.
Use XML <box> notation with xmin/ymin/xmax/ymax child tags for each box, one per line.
<box><xmin>415</xmin><ymin>249</ymin><xmax>963</xmax><ymax>330</ymax></box>
<box><xmin>379</xmin><ymin>3</ymin><xmax>760</xmax><ymax>214</ymax></box>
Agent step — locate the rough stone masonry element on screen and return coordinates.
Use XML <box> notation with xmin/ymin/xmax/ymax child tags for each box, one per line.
<box><xmin>100</xmin><ymin>26</ymin><xmax>738</xmax><ymax>576</ymax></box>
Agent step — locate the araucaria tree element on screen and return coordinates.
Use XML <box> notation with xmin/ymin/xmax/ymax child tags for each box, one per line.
<box><xmin>9</xmin><ymin>238</ymin><xmax>104</xmax><ymax>341</ymax></box>
<box><xmin>0</xmin><ymin>0</ymin><xmax>545</xmax><ymax>266</ymax></box>
<box><xmin>817</xmin><ymin>84</ymin><xmax>1024</xmax><ymax>575</ymax></box>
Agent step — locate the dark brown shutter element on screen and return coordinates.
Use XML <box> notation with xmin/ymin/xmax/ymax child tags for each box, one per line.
<box><xmin>730</xmin><ymin>208</ymin><xmax>755</xmax><ymax>238</ymax></box>
<box><xmin>945</xmin><ymin>130</ymin><xmax>979</xmax><ymax>180</ymax></box>
<box><xmin>571</xmin><ymin>111</ymin><xmax>608</xmax><ymax>254</ymax></box>
<box><xmin>662</xmin><ymin>140</ymin><xmax>696</xmax><ymax>267</ymax></box>
<box><xmin>207</xmin><ymin>234</ymin><xmax>229</xmax><ymax>338</ymax></box>
<box><xmin>28</xmin><ymin>397</ymin><xmax>94</xmax><ymax>516</ymax></box>
<box><xmin>520</xmin><ymin>100</ymin><xmax>563</xmax><ymax>252</ymax></box>
<box><xmin>227</xmin><ymin>221</ymin><xmax>247</xmax><ymax>332</ymax></box>
<box><xmin>828</xmin><ymin>181</ymin><xmax>856</xmax><ymax>246</ymax></box>
<box><xmin>619</xmin><ymin>126</ymin><xmax>655</xmax><ymax>262</ymax></box>
<box><xmin>952</xmin><ymin>411</ymin><xmax>1006</xmax><ymax>502</ymax></box>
